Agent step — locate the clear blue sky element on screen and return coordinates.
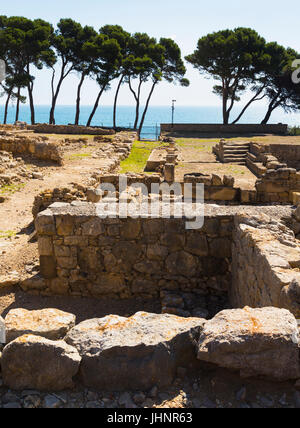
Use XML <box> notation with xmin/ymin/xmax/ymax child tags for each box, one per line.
<box><xmin>1</xmin><ymin>0</ymin><xmax>300</xmax><ymax>107</ymax></box>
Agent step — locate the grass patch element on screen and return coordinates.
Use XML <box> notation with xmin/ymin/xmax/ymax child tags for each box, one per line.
<box><xmin>0</xmin><ymin>230</ymin><xmax>16</xmax><ymax>239</ymax></box>
<box><xmin>226</xmin><ymin>165</ymin><xmax>246</xmax><ymax>175</ymax></box>
<box><xmin>288</xmin><ymin>126</ymin><xmax>300</xmax><ymax>136</ymax></box>
<box><xmin>0</xmin><ymin>182</ymin><xmax>26</xmax><ymax>195</ymax></box>
<box><xmin>119</xmin><ymin>140</ymin><xmax>161</xmax><ymax>174</ymax></box>
<box><xmin>67</xmin><ymin>153</ymin><xmax>92</xmax><ymax>160</ymax></box>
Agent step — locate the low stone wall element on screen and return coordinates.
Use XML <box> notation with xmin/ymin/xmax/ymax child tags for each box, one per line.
<box><xmin>32</xmin><ymin>203</ymin><xmax>300</xmax><ymax>318</ymax></box>
<box><xmin>32</xmin><ymin>186</ymin><xmax>87</xmax><ymax>218</ymax></box>
<box><xmin>96</xmin><ymin>173</ymin><xmax>162</xmax><ymax>193</ymax></box>
<box><xmin>28</xmin><ymin>124</ymin><xmax>116</xmax><ymax>136</ymax></box>
<box><xmin>0</xmin><ymin>135</ymin><xmax>63</xmax><ymax>164</ymax></box>
<box><xmin>268</xmin><ymin>144</ymin><xmax>300</xmax><ymax>170</ymax></box>
<box><xmin>184</xmin><ymin>173</ymin><xmax>240</xmax><ymax>202</ymax></box>
<box><xmin>161</xmin><ymin>123</ymin><xmax>288</xmax><ymax>135</ymax></box>
<box><xmin>231</xmin><ymin>214</ymin><xmax>300</xmax><ymax>317</ymax></box>
<box><xmin>256</xmin><ymin>168</ymin><xmax>300</xmax><ymax>203</ymax></box>
<box><xmin>33</xmin><ymin>203</ymin><xmax>232</xmax><ymax>299</ymax></box>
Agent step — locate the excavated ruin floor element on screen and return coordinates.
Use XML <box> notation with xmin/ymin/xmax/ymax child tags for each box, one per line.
<box><xmin>1</xmin><ymin>132</ymin><xmax>300</xmax><ymax>408</ymax></box>
<box><xmin>0</xmin><ymin>364</ymin><xmax>299</xmax><ymax>408</ymax></box>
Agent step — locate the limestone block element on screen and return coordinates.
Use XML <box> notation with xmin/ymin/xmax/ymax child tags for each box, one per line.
<box><xmin>197</xmin><ymin>307</ymin><xmax>300</xmax><ymax>381</ymax></box>
<box><xmin>5</xmin><ymin>308</ymin><xmax>76</xmax><ymax>343</ymax></box>
<box><xmin>65</xmin><ymin>312</ymin><xmax>205</xmax><ymax>390</ymax></box>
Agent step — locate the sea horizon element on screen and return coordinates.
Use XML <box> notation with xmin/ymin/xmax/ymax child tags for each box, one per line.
<box><xmin>1</xmin><ymin>104</ymin><xmax>299</xmax><ymax>139</ymax></box>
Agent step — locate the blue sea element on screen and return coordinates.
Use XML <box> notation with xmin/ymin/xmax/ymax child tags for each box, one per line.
<box><xmin>1</xmin><ymin>104</ymin><xmax>300</xmax><ymax>140</ymax></box>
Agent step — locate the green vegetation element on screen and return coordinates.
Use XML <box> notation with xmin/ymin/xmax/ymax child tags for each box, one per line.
<box><xmin>0</xmin><ymin>230</ymin><xmax>16</xmax><ymax>239</ymax></box>
<box><xmin>175</xmin><ymin>139</ymin><xmax>214</xmax><ymax>153</ymax></box>
<box><xmin>288</xmin><ymin>126</ymin><xmax>300</xmax><ymax>136</ymax></box>
<box><xmin>67</xmin><ymin>153</ymin><xmax>91</xmax><ymax>160</ymax></box>
<box><xmin>186</xmin><ymin>28</ymin><xmax>300</xmax><ymax>124</ymax></box>
<box><xmin>119</xmin><ymin>140</ymin><xmax>160</xmax><ymax>173</ymax></box>
<box><xmin>0</xmin><ymin>17</ymin><xmax>188</xmax><ymax>134</ymax></box>
<box><xmin>0</xmin><ymin>182</ymin><xmax>25</xmax><ymax>195</ymax></box>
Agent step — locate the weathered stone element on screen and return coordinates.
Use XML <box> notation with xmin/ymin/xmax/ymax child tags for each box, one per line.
<box><xmin>223</xmin><ymin>175</ymin><xmax>235</xmax><ymax>187</ymax></box>
<box><xmin>1</xmin><ymin>335</ymin><xmax>81</xmax><ymax>391</ymax></box>
<box><xmin>65</xmin><ymin>312</ymin><xmax>205</xmax><ymax>390</ymax></box>
<box><xmin>186</xmin><ymin>234</ymin><xmax>209</xmax><ymax>256</ymax></box>
<box><xmin>197</xmin><ymin>307</ymin><xmax>300</xmax><ymax>381</ymax></box>
<box><xmin>38</xmin><ymin>236</ymin><xmax>53</xmax><ymax>256</ymax></box>
<box><xmin>82</xmin><ymin>218</ymin><xmax>104</xmax><ymax>236</ymax></box>
<box><xmin>211</xmin><ymin>174</ymin><xmax>223</xmax><ymax>186</ymax></box>
<box><xmin>209</xmin><ymin>238</ymin><xmax>232</xmax><ymax>258</ymax></box>
<box><xmin>120</xmin><ymin>220</ymin><xmax>141</xmax><ymax>239</ymax></box>
<box><xmin>166</xmin><ymin>251</ymin><xmax>198</xmax><ymax>277</ymax></box>
<box><xmin>147</xmin><ymin>244</ymin><xmax>168</xmax><ymax>260</ymax></box>
<box><xmin>0</xmin><ymin>315</ymin><xmax>5</xmax><ymax>343</ymax></box>
<box><xmin>0</xmin><ymin>273</ymin><xmax>20</xmax><ymax>287</ymax></box>
<box><xmin>89</xmin><ymin>274</ymin><xmax>126</xmax><ymax>295</ymax></box>
<box><xmin>56</xmin><ymin>215</ymin><xmax>74</xmax><ymax>236</ymax></box>
<box><xmin>86</xmin><ymin>188</ymin><xmax>102</xmax><ymax>203</ymax></box>
<box><xmin>5</xmin><ymin>308</ymin><xmax>76</xmax><ymax>343</ymax></box>
<box><xmin>39</xmin><ymin>255</ymin><xmax>57</xmax><ymax>279</ymax></box>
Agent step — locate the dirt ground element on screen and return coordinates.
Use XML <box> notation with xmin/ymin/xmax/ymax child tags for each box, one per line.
<box><xmin>0</xmin><ymin>135</ymin><xmax>118</xmax><ymax>315</ymax></box>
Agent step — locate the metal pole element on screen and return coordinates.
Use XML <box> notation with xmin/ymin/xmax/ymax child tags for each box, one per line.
<box><xmin>172</xmin><ymin>100</ymin><xmax>176</xmax><ymax>128</ymax></box>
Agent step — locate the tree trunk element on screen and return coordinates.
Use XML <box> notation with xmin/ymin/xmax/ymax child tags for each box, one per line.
<box><xmin>3</xmin><ymin>89</ymin><xmax>12</xmax><ymax>124</ymax></box>
<box><xmin>222</xmin><ymin>81</ymin><xmax>229</xmax><ymax>125</ymax></box>
<box><xmin>261</xmin><ymin>95</ymin><xmax>281</xmax><ymax>125</ymax></box>
<box><xmin>86</xmin><ymin>85</ymin><xmax>106</xmax><ymax>127</ymax></box>
<box><xmin>128</xmin><ymin>77</ymin><xmax>142</xmax><ymax>130</ymax></box>
<box><xmin>232</xmin><ymin>87</ymin><xmax>266</xmax><ymax>124</ymax></box>
<box><xmin>26</xmin><ymin>64</ymin><xmax>35</xmax><ymax>125</ymax></box>
<box><xmin>49</xmin><ymin>78</ymin><xmax>63</xmax><ymax>125</ymax></box>
<box><xmin>28</xmin><ymin>83</ymin><xmax>35</xmax><ymax>125</ymax></box>
<box><xmin>74</xmin><ymin>73</ymin><xmax>86</xmax><ymax>125</ymax></box>
<box><xmin>15</xmin><ymin>87</ymin><xmax>20</xmax><ymax>123</ymax></box>
<box><xmin>49</xmin><ymin>62</ymin><xmax>72</xmax><ymax>125</ymax></box>
<box><xmin>113</xmin><ymin>74</ymin><xmax>124</xmax><ymax>129</ymax></box>
<box><xmin>138</xmin><ymin>81</ymin><xmax>157</xmax><ymax>140</ymax></box>
<box><xmin>261</xmin><ymin>106</ymin><xmax>274</xmax><ymax>125</ymax></box>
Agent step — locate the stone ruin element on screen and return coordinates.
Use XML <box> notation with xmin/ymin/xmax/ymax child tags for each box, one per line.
<box><xmin>2</xmin><ymin>131</ymin><xmax>300</xmax><ymax>397</ymax></box>
<box><xmin>0</xmin><ymin>201</ymin><xmax>294</xmax><ymax>392</ymax></box>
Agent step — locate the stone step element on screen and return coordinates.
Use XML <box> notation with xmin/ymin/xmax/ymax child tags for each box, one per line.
<box><xmin>224</xmin><ymin>144</ymin><xmax>250</xmax><ymax>149</ymax></box>
<box><xmin>224</xmin><ymin>150</ymin><xmax>249</xmax><ymax>155</ymax></box>
<box><xmin>224</xmin><ymin>155</ymin><xmax>247</xmax><ymax>160</ymax></box>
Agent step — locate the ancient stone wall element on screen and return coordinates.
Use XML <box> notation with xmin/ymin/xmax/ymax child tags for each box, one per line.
<box><xmin>161</xmin><ymin>123</ymin><xmax>288</xmax><ymax>135</ymax></box>
<box><xmin>28</xmin><ymin>124</ymin><xmax>116</xmax><ymax>136</ymax></box>
<box><xmin>0</xmin><ymin>136</ymin><xmax>63</xmax><ymax>164</ymax></box>
<box><xmin>96</xmin><ymin>173</ymin><xmax>162</xmax><ymax>192</ymax></box>
<box><xmin>268</xmin><ymin>144</ymin><xmax>300</xmax><ymax>170</ymax></box>
<box><xmin>32</xmin><ymin>203</ymin><xmax>300</xmax><ymax>318</ymax></box>
<box><xmin>256</xmin><ymin>168</ymin><xmax>300</xmax><ymax>203</ymax></box>
<box><xmin>231</xmin><ymin>214</ymin><xmax>300</xmax><ymax>318</ymax></box>
<box><xmin>184</xmin><ymin>173</ymin><xmax>239</xmax><ymax>202</ymax></box>
<box><xmin>32</xmin><ymin>203</ymin><xmax>232</xmax><ymax>299</ymax></box>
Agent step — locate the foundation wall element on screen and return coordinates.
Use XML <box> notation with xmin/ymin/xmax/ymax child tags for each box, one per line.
<box><xmin>161</xmin><ymin>123</ymin><xmax>288</xmax><ymax>135</ymax></box>
<box><xmin>28</xmin><ymin>124</ymin><xmax>116</xmax><ymax>136</ymax></box>
<box><xmin>33</xmin><ymin>204</ymin><xmax>300</xmax><ymax>317</ymax></box>
<box><xmin>0</xmin><ymin>136</ymin><xmax>63</xmax><ymax>164</ymax></box>
<box><xmin>231</xmin><ymin>215</ymin><xmax>300</xmax><ymax>317</ymax></box>
<box><xmin>34</xmin><ymin>203</ymin><xmax>232</xmax><ymax>299</ymax></box>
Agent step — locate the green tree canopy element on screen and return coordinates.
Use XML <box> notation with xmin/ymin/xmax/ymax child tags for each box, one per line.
<box><xmin>0</xmin><ymin>15</ymin><xmax>54</xmax><ymax>123</ymax></box>
<box><xmin>186</xmin><ymin>28</ymin><xmax>268</xmax><ymax>124</ymax></box>
<box><xmin>260</xmin><ymin>46</ymin><xmax>300</xmax><ymax>124</ymax></box>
